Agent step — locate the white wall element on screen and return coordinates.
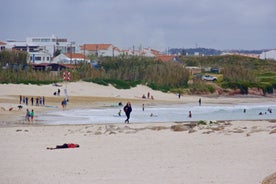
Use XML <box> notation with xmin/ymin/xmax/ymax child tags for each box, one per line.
<box><xmin>29</xmin><ymin>51</ymin><xmax>51</xmax><ymax>64</ymax></box>
<box><xmin>260</xmin><ymin>50</ymin><xmax>276</xmax><ymax>60</ymax></box>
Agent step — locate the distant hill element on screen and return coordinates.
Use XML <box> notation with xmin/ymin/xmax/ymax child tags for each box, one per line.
<box><xmin>169</xmin><ymin>47</ymin><xmax>267</xmax><ymax>56</ymax></box>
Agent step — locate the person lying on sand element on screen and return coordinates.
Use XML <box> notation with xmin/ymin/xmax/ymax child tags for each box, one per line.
<box><xmin>47</xmin><ymin>143</ymin><xmax>79</xmax><ymax>150</ymax></box>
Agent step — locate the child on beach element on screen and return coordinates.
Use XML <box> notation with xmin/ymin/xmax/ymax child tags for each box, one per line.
<box><xmin>118</xmin><ymin>109</ymin><xmax>122</xmax><ymax>116</ymax></box>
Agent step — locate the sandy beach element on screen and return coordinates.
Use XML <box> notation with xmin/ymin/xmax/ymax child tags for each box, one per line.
<box><xmin>0</xmin><ymin>81</ymin><xmax>276</xmax><ymax>184</ymax></box>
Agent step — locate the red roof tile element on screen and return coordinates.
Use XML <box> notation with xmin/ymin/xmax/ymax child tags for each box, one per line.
<box><xmin>80</xmin><ymin>44</ymin><xmax>112</xmax><ymax>51</ymax></box>
<box><xmin>64</xmin><ymin>53</ymin><xmax>89</xmax><ymax>59</ymax></box>
<box><xmin>155</xmin><ymin>55</ymin><xmax>175</xmax><ymax>62</ymax></box>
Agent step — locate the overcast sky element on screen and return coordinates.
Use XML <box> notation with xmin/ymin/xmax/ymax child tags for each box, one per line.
<box><xmin>1</xmin><ymin>0</ymin><xmax>275</xmax><ymax>51</ymax></box>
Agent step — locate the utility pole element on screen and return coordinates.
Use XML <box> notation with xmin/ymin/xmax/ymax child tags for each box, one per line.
<box><xmin>70</xmin><ymin>43</ymin><xmax>72</xmax><ymax>64</ymax></box>
<box><xmin>83</xmin><ymin>44</ymin><xmax>86</xmax><ymax>63</ymax></box>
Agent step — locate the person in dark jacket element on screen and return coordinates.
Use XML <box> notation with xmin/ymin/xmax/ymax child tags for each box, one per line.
<box><xmin>123</xmin><ymin>102</ymin><xmax>132</xmax><ymax>123</ymax></box>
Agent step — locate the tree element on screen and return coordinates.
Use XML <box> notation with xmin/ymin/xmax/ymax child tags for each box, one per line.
<box><xmin>54</xmin><ymin>49</ymin><xmax>61</xmax><ymax>57</ymax></box>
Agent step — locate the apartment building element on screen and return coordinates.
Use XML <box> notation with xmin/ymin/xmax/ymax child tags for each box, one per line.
<box><xmin>4</xmin><ymin>35</ymin><xmax>77</xmax><ymax>64</ymax></box>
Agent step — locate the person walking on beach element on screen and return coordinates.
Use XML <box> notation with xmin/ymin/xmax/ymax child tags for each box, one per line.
<box><xmin>25</xmin><ymin>97</ymin><xmax>28</xmax><ymax>106</ymax></box>
<box><xmin>31</xmin><ymin>97</ymin><xmax>34</xmax><ymax>106</ymax></box>
<box><xmin>124</xmin><ymin>102</ymin><xmax>132</xmax><ymax>123</ymax></box>
<box><xmin>36</xmin><ymin>97</ymin><xmax>39</xmax><ymax>106</ymax></box>
<box><xmin>30</xmin><ymin>109</ymin><xmax>34</xmax><ymax>122</ymax></box>
<box><xmin>25</xmin><ymin>109</ymin><xmax>31</xmax><ymax>122</ymax></box>
<box><xmin>42</xmin><ymin>96</ymin><xmax>45</xmax><ymax>106</ymax></box>
<box><xmin>61</xmin><ymin>98</ymin><xmax>67</xmax><ymax>110</ymax></box>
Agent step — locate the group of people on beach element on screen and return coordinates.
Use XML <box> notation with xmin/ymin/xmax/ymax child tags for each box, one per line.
<box><xmin>18</xmin><ymin>95</ymin><xmax>42</xmax><ymax>123</ymax></box>
<box><xmin>142</xmin><ymin>92</ymin><xmax>154</xmax><ymax>100</ymax></box>
<box><xmin>20</xmin><ymin>95</ymin><xmax>45</xmax><ymax>106</ymax></box>
<box><xmin>258</xmin><ymin>108</ymin><xmax>273</xmax><ymax>115</ymax></box>
<box><xmin>53</xmin><ymin>88</ymin><xmax>61</xmax><ymax>96</ymax></box>
<box><xmin>117</xmin><ymin>97</ymin><xmax>200</xmax><ymax>123</ymax></box>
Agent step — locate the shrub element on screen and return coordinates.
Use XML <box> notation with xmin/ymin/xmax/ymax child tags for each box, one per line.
<box><xmin>84</xmin><ymin>78</ymin><xmax>140</xmax><ymax>89</ymax></box>
<box><xmin>197</xmin><ymin>120</ymin><xmax>207</xmax><ymax>125</ymax></box>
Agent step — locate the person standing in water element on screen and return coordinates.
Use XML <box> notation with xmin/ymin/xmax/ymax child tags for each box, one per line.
<box><xmin>188</xmin><ymin>111</ymin><xmax>192</xmax><ymax>118</ymax></box>
<box><xmin>124</xmin><ymin>102</ymin><xmax>132</xmax><ymax>123</ymax></box>
<box><xmin>199</xmin><ymin>98</ymin><xmax>201</xmax><ymax>106</ymax></box>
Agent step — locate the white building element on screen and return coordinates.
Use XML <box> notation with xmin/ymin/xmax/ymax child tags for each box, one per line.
<box><xmin>4</xmin><ymin>35</ymin><xmax>77</xmax><ymax>63</ymax></box>
<box><xmin>52</xmin><ymin>53</ymin><xmax>90</xmax><ymax>64</ymax></box>
<box><xmin>0</xmin><ymin>41</ymin><xmax>6</xmax><ymax>51</ymax></box>
<box><xmin>29</xmin><ymin>50</ymin><xmax>51</xmax><ymax>64</ymax></box>
<box><xmin>260</xmin><ymin>50</ymin><xmax>276</xmax><ymax>60</ymax></box>
<box><xmin>80</xmin><ymin>44</ymin><xmax>121</xmax><ymax>57</ymax></box>
<box><xmin>26</xmin><ymin>35</ymin><xmax>76</xmax><ymax>57</ymax></box>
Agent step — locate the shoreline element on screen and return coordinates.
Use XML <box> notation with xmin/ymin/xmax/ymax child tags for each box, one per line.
<box><xmin>1</xmin><ymin>82</ymin><xmax>275</xmax><ymax>125</ymax></box>
<box><xmin>1</xmin><ymin>97</ymin><xmax>275</xmax><ymax>126</ymax></box>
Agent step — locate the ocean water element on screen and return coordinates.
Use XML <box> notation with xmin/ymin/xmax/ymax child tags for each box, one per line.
<box><xmin>38</xmin><ymin>102</ymin><xmax>276</xmax><ymax>125</ymax></box>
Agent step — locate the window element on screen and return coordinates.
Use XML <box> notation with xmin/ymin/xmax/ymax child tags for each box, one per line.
<box><xmin>41</xmin><ymin>38</ymin><xmax>50</xmax><ymax>42</ymax></box>
<box><xmin>35</xmin><ymin>57</ymin><xmax>41</xmax><ymax>61</ymax></box>
<box><xmin>32</xmin><ymin>39</ymin><xmax>40</xmax><ymax>42</ymax></box>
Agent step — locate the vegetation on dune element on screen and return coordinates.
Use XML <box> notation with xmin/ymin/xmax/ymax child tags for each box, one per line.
<box><xmin>0</xmin><ymin>50</ymin><xmax>275</xmax><ymax>95</ymax></box>
<box><xmin>95</xmin><ymin>57</ymin><xmax>189</xmax><ymax>91</ymax></box>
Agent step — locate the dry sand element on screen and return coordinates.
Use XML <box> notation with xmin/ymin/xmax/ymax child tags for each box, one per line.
<box><xmin>0</xmin><ymin>81</ymin><xmax>276</xmax><ymax>184</ymax></box>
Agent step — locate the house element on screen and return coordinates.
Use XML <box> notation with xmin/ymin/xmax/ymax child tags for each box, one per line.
<box><xmin>28</xmin><ymin>50</ymin><xmax>52</xmax><ymax>64</ymax></box>
<box><xmin>140</xmin><ymin>48</ymin><xmax>159</xmax><ymax>57</ymax></box>
<box><xmin>0</xmin><ymin>41</ymin><xmax>6</xmax><ymax>51</ymax></box>
<box><xmin>25</xmin><ymin>36</ymin><xmax>77</xmax><ymax>57</ymax></box>
<box><xmin>52</xmin><ymin>53</ymin><xmax>90</xmax><ymax>64</ymax></box>
<box><xmin>31</xmin><ymin>63</ymin><xmax>76</xmax><ymax>71</ymax></box>
<box><xmin>155</xmin><ymin>55</ymin><xmax>177</xmax><ymax>62</ymax></box>
<box><xmin>221</xmin><ymin>52</ymin><xmax>259</xmax><ymax>59</ymax></box>
<box><xmin>260</xmin><ymin>49</ymin><xmax>276</xmax><ymax>60</ymax></box>
<box><xmin>120</xmin><ymin>48</ymin><xmax>160</xmax><ymax>57</ymax></box>
<box><xmin>80</xmin><ymin>44</ymin><xmax>120</xmax><ymax>57</ymax></box>
<box><xmin>4</xmin><ymin>35</ymin><xmax>77</xmax><ymax>58</ymax></box>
